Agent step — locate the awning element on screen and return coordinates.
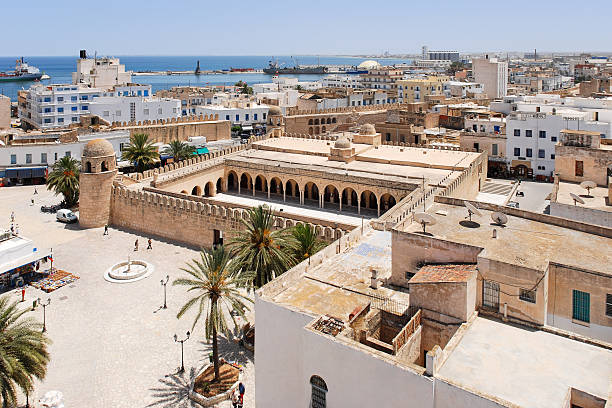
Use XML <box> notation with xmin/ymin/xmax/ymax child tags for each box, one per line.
<box><xmin>196</xmin><ymin>147</ymin><xmax>209</xmax><ymax>155</ymax></box>
<box><xmin>5</xmin><ymin>167</ymin><xmax>47</xmax><ymax>179</ymax></box>
<box><xmin>0</xmin><ymin>248</ymin><xmax>52</xmax><ymax>275</ymax></box>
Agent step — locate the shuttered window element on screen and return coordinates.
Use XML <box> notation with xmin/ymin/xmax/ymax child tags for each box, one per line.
<box><xmin>572</xmin><ymin>290</ymin><xmax>590</xmax><ymax>323</ymax></box>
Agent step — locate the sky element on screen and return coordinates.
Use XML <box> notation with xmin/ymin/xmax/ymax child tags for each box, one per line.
<box><xmin>1</xmin><ymin>0</ymin><xmax>611</xmax><ymax>56</ymax></box>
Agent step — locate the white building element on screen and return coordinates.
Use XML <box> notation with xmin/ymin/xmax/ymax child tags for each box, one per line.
<box><xmin>448</xmin><ymin>81</ymin><xmax>484</xmax><ymax>98</ymax></box>
<box><xmin>320</xmin><ymin>75</ymin><xmax>363</xmax><ymax>89</ymax></box>
<box><xmin>0</xmin><ymin>130</ymin><xmax>130</xmax><ymax>173</ymax></box>
<box><xmin>506</xmin><ymin>110</ymin><xmax>610</xmax><ymax>176</ymax></box>
<box><xmin>195</xmin><ymin>102</ymin><xmax>269</xmax><ymax>125</ymax></box>
<box><xmin>89</xmin><ymin>96</ymin><xmax>180</xmax><ymax>124</ymax></box>
<box><xmin>472</xmin><ymin>56</ymin><xmax>508</xmax><ymax>98</ymax></box>
<box><xmin>255</xmin><ymin>90</ymin><xmax>299</xmax><ymax>111</ymax></box>
<box><xmin>72</xmin><ymin>55</ymin><xmax>132</xmax><ymax>88</ymax></box>
<box><xmin>252</xmin><ymin>77</ymin><xmax>320</xmax><ymax>94</ymax></box>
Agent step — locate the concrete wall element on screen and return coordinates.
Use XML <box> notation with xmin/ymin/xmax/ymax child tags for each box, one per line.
<box><xmin>555</xmin><ymin>144</ymin><xmax>611</xmax><ymax>186</ymax></box>
<box><xmin>0</xmin><ymin>95</ymin><xmax>10</xmax><ymax>130</ymax></box>
<box><xmin>409</xmin><ymin>279</ymin><xmax>476</xmax><ymax>322</ymax></box>
<box><xmin>434</xmin><ymin>378</ymin><xmax>513</xmax><ymax>408</ymax></box>
<box><xmin>546</xmin><ymin>263</ymin><xmax>612</xmax><ymax>342</ymax></box>
<box><xmin>550</xmin><ymin>202</ymin><xmax>612</xmax><ymax>228</ymax></box>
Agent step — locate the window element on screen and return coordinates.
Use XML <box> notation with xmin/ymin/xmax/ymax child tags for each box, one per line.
<box><xmin>514</xmin><ymin>147</ymin><xmax>520</xmax><ymax>156</ymax></box>
<box><xmin>80</xmin><ymin>95</ymin><xmax>88</xmax><ymax>100</ymax></box>
<box><xmin>606</xmin><ymin>294</ymin><xmax>612</xmax><ymax>317</ymax></box>
<box><xmin>137</xmin><ymin>90</ymin><xmax>142</xmax><ymax>96</ymax></box>
<box><xmin>310</xmin><ymin>376</ymin><xmax>328</xmax><ymax>408</ymax></box>
<box><xmin>551</xmin><ymin>154</ymin><xmax>555</xmax><ymax>159</ymax></box>
<box><xmin>10</xmin><ymin>154</ymin><xmax>16</xmax><ymax>164</ymax></box>
<box><xmin>144</xmin><ymin>90</ymin><xmax>149</xmax><ymax>96</ymax></box>
<box><xmin>538</xmin><ymin>149</ymin><xmax>545</xmax><ymax>158</ymax></box>
<box><xmin>405</xmin><ymin>271</ymin><xmax>416</xmax><ymax>280</ymax></box>
<box><xmin>71</xmin><ymin>96</ymin><xmax>77</xmax><ymax>101</ymax></box>
<box><xmin>575</xmin><ymin>160</ymin><xmax>583</xmax><ymax>177</ymax></box>
<box><xmin>551</xmin><ymin>136</ymin><xmax>557</xmax><ymax>142</ymax></box>
<box><xmin>513</xmin><ymin>129</ymin><xmax>520</xmax><ymax>137</ymax></box>
<box><xmin>58</xmin><ymin>118</ymin><xmax>64</xmax><ymax>123</ymax></box>
<box><xmin>492</xmin><ymin>144</ymin><xmax>498</xmax><ymax>156</ymax></box>
<box><xmin>519</xmin><ymin>289</ymin><xmax>536</xmax><ymax>303</ymax></box>
<box><xmin>157</xmin><ymin>108</ymin><xmax>162</xmax><ymax>114</ymax></box>
<box><xmin>526</xmin><ymin>148</ymin><xmax>532</xmax><ymax>157</ymax></box>
<box><xmin>54</xmin><ymin>153</ymin><xmax>58</xmax><ymax>160</ymax></box>
<box><xmin>103</xmin><ymin>110</ymin><xmax>110</xmax><ymax>117</ymax></box>
<box><xmin>71</xmin><ymin>106</ymin><xmax>78</xmax><ymax>111</ymax></box>
<box><xmin>57</xmin><ymin>97</ymin><xmax>64</xmax><ymax>102</ymax></box>
<box><xmin>25</xmin><ymin>154</ymin><xmax>32</xmax><ymax>164</ymax></box>
<box><xmin>65</xmin><ymin>151</ymin><xmax>71</xmax><ymax>158</ymax></box>
<box><xmin>539</xmin><ymin>130</ymin><xmax>546</xmax><ymax>138</ymax></box>
<box><xmin>41</xmin><ymin>153</ymin><xmax>47</xmax><ymax>163</ymax></box>
<box><xmin>143</xmin><ymin>109</ymin><xmax>149</xmax><ymax>115</ymax></box>
<box><xmin>225</xmin><ymin>115</ymin><xmax>230</xmax><ymax>121</ymax></box>
<box><xmin>57</xmin><ymin>107</ymin><xmax>64</xmax><ymax>113</ymax></box>
<box><xmin>245</xmin><ymin>114</ymin><xmax>249</xmax><ymax>121</ymax></box>
<box><xmin>72</xmin><ymin>117</ymin><xmax>78</xmax><ymax>122</ymax></box>
<box><xmin>525</xmin><ymin>130</ymin><xmax>532</xmax><ymax>138</ymax></box>
<box><xmin>44</xmin><ymin>118</ymin><xmax>52</xmax><ymax>124</ymax></box>
<box><xmin>572</xmin><ymin>290</ymin><xmax>590</xmax><ymax>323</ymax></box>
<box><xmin>81</xmin><ymin>105</ymin><xmax>88</xmax><ymax>110</ymax></box>
<box><xmin>235</xmin><ymin>114</ymin><xmax>240</xmax><ymax>121</ymax></box>
<box><xmin>116</xmin><ymin>110</ymin><xmax>121</xmax><ymax>116</ymax></box>
<box><xmin>43</xmin><ymin>97</ymin><xmax>51</xmax><ymax>102</ymax></box>
<box><xmin>254</xmin><ymin>113</ymin><xmax>258</xmax><ymax>121</ymax></box>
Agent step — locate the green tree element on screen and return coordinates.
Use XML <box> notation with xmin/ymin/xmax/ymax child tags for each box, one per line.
<box><xmin>447</xmin><ymin>61</ymin><xmax>466</xmax><ymax>75</ymax></box>
<box><xmin>295</xmin><ymin>85</ymin><xmax>303</xmax><ymax>91</ymax></box>
<box><xmin>173</xmin><ymin>247</ymin><xmax>252</xmax><ymax>382</ymax></box>
<box><xmin>289</xmin><ymin>223</ymin><xmax>325</xmax><ymax>262</ymax></box>
<box><xmin>46</xmin><ymin>156</ymin><xmax>80</xmax><ymax>207</ymax></box>
<box><xmin>228</xmin><ymin>205</ymin><xmax>294</xmax><ymax>288</ymax></box>
<box><xmin>162</xmin><ymin>140</ymin><xmax>195</xmax><ymax>162</ymax></box>
<box><xmin>122</xmin><ymin>133</ymin><xmax>158</xmax><ymax>172</ymax></box>
<box><xmin>0</xmin><ymin>296</ymin><xmax>51</xmax><ymax>407</ymax></box>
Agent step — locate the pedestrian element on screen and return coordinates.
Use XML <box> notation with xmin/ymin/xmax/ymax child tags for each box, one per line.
<box><xmin>34</xmin><ymin>186</ymin><xmax>38</xmax><ymax>195</ymax></box>
<box><xmin>103</xmin><ymin>224</ymin><xmax>109</xmax><ymax>236</ymax></box>
<box><xmin>10</xmin><ymin>224</ymin><xmax>14</xmax><ymax>234</ymax></box>
<box><xmin>21</xmin><ymin>288</ymin><xmax>25</xmax><ymax>302</ymax></box>
<box><xmin>31</xmin><ymin>198</ymin><xmax>35</xmax><ymax>206</ymax></box>
<box><xmin>15</xmin><ymin>225</ymin><xmax>19</xmax><ymax>235</ymax></box>
<box><xmin>134</xmin><ymin>239</ymin><xmax>139</xmax><ymax>251</ymax></box>
<box><xmin>231</xmin><ymin>390</ymin><xmax>240</xmax><ymax>408</ymax></box>
<box><xmin>238</xmin><ymin>382</ymin><xmax>245</xmax><ymax>405</ymax></box>
<box><xmin>147</xmin><ymin>238</ymin><xmax>152</xmax><ymax>250</ymax></box>
<box><xmin>10</xmin><ymin>211</ymin><xmax>15</xmax><ymax>223</ymax></box>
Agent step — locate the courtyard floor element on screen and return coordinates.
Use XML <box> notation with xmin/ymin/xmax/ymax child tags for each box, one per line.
<box><xmin>1</xmin><ymin>185</ymin><xmax>254</xmax><ymax>408</ymax></box>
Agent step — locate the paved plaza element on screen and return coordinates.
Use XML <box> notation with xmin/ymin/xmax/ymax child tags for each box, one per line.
<box><xmin>1</xmin><ymin>186</ymin><xmax>254</xmax><ymax>408</ymax></box>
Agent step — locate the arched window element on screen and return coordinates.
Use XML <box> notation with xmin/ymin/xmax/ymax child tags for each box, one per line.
<box><xmin>310</xmin><ymin>375</ymin><xmax>327</xmax><ymax>408</ymax></box>
<box><xmin>86</xmin><ymin>161</ymin><xmax>92</xmax><ymax>173</ymax></box>
<box><xmin>101</xmin><ymin>161</ymin><xmax>108</xmax><ymax>172</ymax></box>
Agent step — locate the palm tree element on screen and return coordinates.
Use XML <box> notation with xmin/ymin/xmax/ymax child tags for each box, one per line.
<box><xmin>162</xmin><ymin>140</ymin><xmax>195</xmax><ymax>162</ymax></box>
<box><xmin>122</xmin><ymin>133</ymin><xmax>158</xmax><ymax>172</ymax></box>
<box><xmin>0</xmin><ymin>296</ymin><xmax>51</xmax><ymax>408</ymax></box>
<box><xmin>289</xmin><ymin>223</ymin><xmax>326</xmax><ymax>263</ymax></box>
<box><xmin>228</xmin><ymin>205</ymin><xmax>294</xmax><ymax>289</ymax></box>
<box><xmin>46</xmin><ymin>156</ymin><xmax>80</xmax><ymax>206</ymax></box>
<box><xmin>173</xmin><ymin>247</ymin><xmax>252</xmax><ymax>382</ymax></box>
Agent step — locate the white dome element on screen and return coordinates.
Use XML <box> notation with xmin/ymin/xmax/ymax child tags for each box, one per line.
<box><xmin>357</xmin><ymin>60</ymin><xmax>381</xmax><ymax>70</ymax></box>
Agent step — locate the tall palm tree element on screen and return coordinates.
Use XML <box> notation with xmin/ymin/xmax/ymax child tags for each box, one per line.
<box><xmin>0</xmin><ymin>296</ymin><xmax>51</xmax><ymax>408</ymax></box>
<box><xmin>162</xmin><ymin>140</ymin><xmax>195</xmax><ymax>162</ymax></box>
<box><xmin>289</xmin><ymin>223</ymin><xmax>326</xmax><ymax>263</ymax></box>
<box><xmin>173</xmin><ymin>247</ymin><xmax>252</xmax><ymax>382</ymax></box>
<box><xmin>46</xmin><ymin>156</ymin><xmax>80</xmax><ymax>206</ymax></box>
<box><xmin>228</xmin><ymin>205</ymin><xmax>294</xmax><ymax>289</ymax></box>
<box><xmin>122</xmin><ymin>133</ymin><xmax>158</xmax><ymax>172</ymax></box>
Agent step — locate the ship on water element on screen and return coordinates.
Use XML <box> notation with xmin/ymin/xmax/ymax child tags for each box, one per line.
<box><xmin>263</xmin><ymin>58</ymin><xmax>327</xmax><ymax>75</ymax></box>
<box><xmin>0</xmin><ymin>58</ymin><xmax>43</xmax><ymax>82</ymax></box>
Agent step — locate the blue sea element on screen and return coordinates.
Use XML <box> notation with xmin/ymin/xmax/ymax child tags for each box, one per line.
<box><xmin>0</xmin><ymin>55</ymin><xmax>413</xmax><ymax>101</ymax></box>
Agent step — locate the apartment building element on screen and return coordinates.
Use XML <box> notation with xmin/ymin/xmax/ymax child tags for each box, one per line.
<box><xmin>88</xmin><ymin>96</ymin><xmax>180</xmax><ymax>124</ymax></box>
<box><xmin>0</xmin><ymin>95</ymin><xmax>10</xmax><ymax>130</ymax></box>
<box><xmin>320</xmin><ymin>74</ymin><xmax>363</xmax><ymax>89</ymax></box>
<box><xmin>195</xmin><ymin>101</ymin><xmax>269</xmax><ymax>125</ymax></box>
<box><xmin>472</xmin><ymin>56</ymin><xmax>508</xmax><ymax>98</ymax></box>
<box><xmin>359</xmin><ymin>67</ymin><xmax>403</xmax><ymax>91</ymax></box>
<box><xmin>447</xmin><ymin>81</ymin><xmax>484</xmax><ymax>98</ymax></box>
<box><xmin>397</xmin><ymin>76</ymin><xmax>450</xmax><ymax>103</ymax></box>
<box><xmin>72</xmin><ymin>51</ymin><xmax>132</xmax><ymax>88</ymax></box>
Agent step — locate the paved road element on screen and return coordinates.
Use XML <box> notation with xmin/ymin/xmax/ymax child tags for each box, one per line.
<box><xmin>508</xmin><ymin>181</ymin><xmax>553</xmax><ymax>213</ymax></box>
<box><xmin>1</xmin><ymin>185</ymin><xmax>254</xmax><ymax>408</ymax></box>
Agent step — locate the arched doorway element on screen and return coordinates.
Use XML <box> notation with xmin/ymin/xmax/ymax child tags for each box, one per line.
<box><xmin>285</xmin><ymin>179</ymin><xmax>300</xmax><ymax>202</ymax></box>
<box><xmin>191</xmin><ymin>185</ymin><xmax>202</xmax><ymax>196</ymax></box>
<box><xmin>204</xmin><ymin>182</ymin><xmax>214</xmax><ymax>197</ymax></box>
<box><xmin>216</xmin><ymin>177</ymin><xmax>223</xmax><ymax>194</ymax></box>
<box><xmin>270</xmin><ymin>177</ymin><xmax>283</xmax><ymax>197</ymax></box>
<box><xmin>304</xmin><ymin>182</ymin><xmax>319</xmax><ymax>203</ymax></box>
<box><xmin>254</xmin><ymin>175</ymin><xmax>267</xmax><ymax>193</ymax></box>
<box><xmin>342</xmin><ymin>187</ymin><xmax>358</xmax><ymax>212</ymax></box>
<box><xmin>360</xmin><ymin>190</ymin><xmax>378</xmax><ymax>213</ymax></box>
<box><xmin>380</xmin><ymin>193</ymin><xmax>397</xmax><ymax>214</ymax></box>
<box><xmin>227</xmin><ymin>171</ymin><xmax>238</xmax><ymax>192</ymax></box>
<box><xmin>323</xmin><ymin>185</ymin><xmax>339</xmax><ymax>209</ymax></box>
<box><xmin>240</xmin><ymin>173</ymin><xmax>252</xmax><ymax>193</ymax></box>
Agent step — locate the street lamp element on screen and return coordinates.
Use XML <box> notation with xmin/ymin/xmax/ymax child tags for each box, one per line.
<box><xmin>160</xmin><ymin>275</ymin><xmax>169</xmax><ymax>309</ymax></box>
<box><xmin>38</xmin><ymin>297</ymin><xmax>51</xmax><ymax>333</ymax></box>
<box><xmin>174</xmin><ymin>331</ymin><xmax>190</xmax><ymax>373</ymax></box>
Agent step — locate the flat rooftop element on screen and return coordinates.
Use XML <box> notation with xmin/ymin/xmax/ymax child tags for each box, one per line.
<box><xmin>438</xmin><ymin>317</ymin><xmax>612</xmax><ymax>408</ymax></box>
<box><xmin>399</xmin><ymin>201</ymin><xmax>612</xmax><ymax>275</ymax></box>
<box><xmin>268</xmin><ymin>230</ymin><xmax>409</xmax><ymax>319</ymax></box>
<box><xmin>555</xmin><ymin>181</ymin><xmax>611</xmax><ymax>212</ymax></box>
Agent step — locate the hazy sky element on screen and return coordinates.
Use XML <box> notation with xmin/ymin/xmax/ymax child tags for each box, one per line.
<box><xmin>1</xmin><ymin>0</ymin><xmax>610</xmax><ymax>56</ymax></box>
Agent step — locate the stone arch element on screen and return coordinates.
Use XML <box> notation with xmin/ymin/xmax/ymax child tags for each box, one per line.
<box><xmin>342</xmin><ymin>187</ymin><xmax>358</xmax><ymax>209</ymax></box>
<box><xmin>308</xmin><ymin>119</ymin><xmax>314</xmax><ymax>125</ymax></box>
<box><xmin>269</xmin><ymin>177</ymin><xmax>284</xmax><ymax>196</ymax></box>
<box><xmin>180</xmin><ymin>190</ymin><xmax>188</xmax><ymax>194</ymax></box>
<box><xmin>204</xmin><ymin>181</ymin><xmax>214</xmax><ymax>197</ymax></box>
<box><xmin>285</xmin><ymin>179</ymin><xmax>300</xmax><ymax>200</ymax></box>
<box><xmin>216</xmin><ymin>177</ymin><xmax>223</xmax><ymax>194</ymax></box>
<box><xmin>332</xmin><ymin>117</ymin><xmax>337</xmax><ymax>123</ymax></box>
<box><xmin>360</xmin><ymin>190</ymin><xmax>378</xmax><ymax>211</ymax></box>
<box><xmin>323</xmin><ymin>184</ymin><xmax>340</xmax><ymax>206</ymax></box>
<box><xmin>308</xmin><ymin>127</ymin><xmax>313</xmax><ymax>135</ymax></box>
<box><xmin>304</xmin><ymin>181</ymin><xmax>320</xmax><ymax>202</ymax></box>
<box><xmin>314</xmin><ymin>118</ymin><xmax>320</xmax><ymax>125</ymax></box>
<box><xmin>227</xmin><ymin>171</ymin><xmax>238</xmax><ymax>192</ymax></box>
<box><xmin>321</xmin><ymin>126</ymin><xmax>326</xmax><ymax>133</ymax></box>
<box><xmin>240</xmin><ymin>172</ymin><xmax>252</xmax><ymax>192</ymax></box>
<box><xmin>380</xmin><ymin>193</ymin><xmax>397</xmax><ymax>214</ymax></box>
<box><xmin>254</xmin><ymin>174</ymin><xmax>267</xmax><ymax>193</ymax></box>
<box><xmin>191</xmin><ymin>185</ymin><xmax>202</xmax><ymax>196</ymax></box>
<box><xmin>86</xmin><ymin>161</ymin><xmax>92</xmax><ymax>173</ymax></box>
<box><xmin>326</xmin><ymin>117</ymin><xmax>331</xmax><ymax>124</ymax></box>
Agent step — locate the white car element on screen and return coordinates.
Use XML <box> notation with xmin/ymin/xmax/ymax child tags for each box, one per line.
<box><xmin>56</xmin><ymin>209</ymin><xmax>78</xmax><ymax>223</ymax></box>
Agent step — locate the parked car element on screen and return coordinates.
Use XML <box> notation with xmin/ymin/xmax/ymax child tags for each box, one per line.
<box><xmin>507</xmin><ymin>201</ymin><xmax>520</xmax><ymax>209</ymax></box>
<box><xmin>56</xmin><ymin>209</ymin><xmax>78</xmax><ymax>223</ymax></box>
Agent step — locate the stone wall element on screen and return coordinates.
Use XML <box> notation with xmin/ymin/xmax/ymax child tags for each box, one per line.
<box><xmin>80</xmin><ymin>170</ymin><xmax>117</xmax><ymax>228</ymax></box>
<box><xmin>555</xmin><ymin>144</ymin><xmax>612</xmax><ymax>186</ymax></box>
<box><xmin>111</xmin><ymin>115</ymin><xmax>230</xmax><ymax>144</ymax></box>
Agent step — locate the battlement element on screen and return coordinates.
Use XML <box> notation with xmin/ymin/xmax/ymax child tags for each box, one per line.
<box><xmin>110</xmin><ymin>114</ymin><xmax>222</xmax><ymax>128</ymax></box>
<box><xmin>286</xmin><ymin>102</ymin><xmax>411</xmax><ymax>117</ymax></box>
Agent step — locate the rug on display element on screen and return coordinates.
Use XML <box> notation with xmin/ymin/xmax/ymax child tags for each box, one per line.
<box><xmin>29</xmin><ymin>269</ymin><xmax>80</xmax><ymax>292</ymax></box>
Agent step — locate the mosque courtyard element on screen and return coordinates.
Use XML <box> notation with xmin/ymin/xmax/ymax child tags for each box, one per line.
<box><xmin>1</xmin><ymin>185</ymin><xmax>254</xmax><ymax>408</ymax></box>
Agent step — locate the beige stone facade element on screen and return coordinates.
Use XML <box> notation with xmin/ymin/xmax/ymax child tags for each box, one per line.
<box><xmin>555</xmin><ymin>130</ymin><xmax>612</xmax><ymax>186</ymax></box>
<box><xmin>0</xmin><ymin>95</ymin><xmax>10</xmax><ymax>130</ymax></box>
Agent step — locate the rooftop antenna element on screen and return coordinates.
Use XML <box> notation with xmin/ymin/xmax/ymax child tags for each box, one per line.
<box><xmin>570</xmin><ymin>193</ymin><xmax>585</xmax><ymax>206</ymax></box>
<box><xmin>414</xmin><ymin>212</ymin><xmax>436</xmax><ymax>234</ymax></box>
<box><xmin>464</xmin><ymin>201</ymin><xmax>482</xmax><ymax>222</ymax></box>
<box><xmin>580</xmin><ymin>180</ymin><xmax>596</xmax><ymax>196</ymax></box>
<box><xmin>491</xmin><ymin>211</ymin><xmax>508</xmax><ymax>227</ymax></box>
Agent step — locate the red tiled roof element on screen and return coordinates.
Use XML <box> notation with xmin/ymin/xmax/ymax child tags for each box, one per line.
<box><xmin>409</xmin><ymin>264</ymin><xmax>477</xmax><ymax>284</ymax></box>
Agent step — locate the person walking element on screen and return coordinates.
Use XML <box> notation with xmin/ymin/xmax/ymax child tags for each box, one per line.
<box><xmin>10</xmin><ymin>211</ymin><xmax>15</xmax><ymax>223</ymax></box>
<box><xmin>147</xmin><ymin>238</ymin><xmax>152</xmax><ymax>250</ymax></box>
<box><xmin>15</xmin><ymin>225</ymin><xmax>19</xmax><ymax>235</ymax></box>
<box><xmin>134</xmin><ymin>239</ymin><xmax>139</xmax><ymax>251</ymax></box>
<box><xmin>30</xmin><ymin>198</ymin><xmax>35</xmax><ymax>206</ymax></box>
<box><xmin>238</xmin><ymin>382</ymin><xmax>245</xmax><ymax>405</ymax></box>
<box><xmin>34</xmin><ymin>186</ymin><xmax>38</xmax><ymax>195</ymax></box>
<box><xmin>103</xmin><ymin>224</ymin><xmax>109</xmax><ymax>236</ymax></box>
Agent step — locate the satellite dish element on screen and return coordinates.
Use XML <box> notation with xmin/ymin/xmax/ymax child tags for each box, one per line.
<box><xmin>580</xmin><ymin>180</ymin><xmax>597</xmax><ymax>196</ymax></box>
<box><xmin>414</xmin><ymin>212</ymin><xmax>436</xmax><ymax>233</ymax></box>
<box><xmin>464</xmin><ymin>201</ymin><xmax>482</xmax><ymax>221</ymax></box>
<box><xmin>491</xmin><ymin>212</ymin><xmax>508</xmax><ymax>226</ymax></box>
<box><xmin>570</xmin><ymin>193</ymin><xmax>585</xmax><ymax>205</ymax></box>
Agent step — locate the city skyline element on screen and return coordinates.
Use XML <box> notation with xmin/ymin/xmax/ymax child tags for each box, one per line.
<box><xmin>1</xmin><ymin>0</ymin><xmax>611</xmax><ymax>56</ymax></box>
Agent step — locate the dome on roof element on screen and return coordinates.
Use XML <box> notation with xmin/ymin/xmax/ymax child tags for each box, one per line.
<box><xmin>360</xmin><ymin>124</ymin><xmax>376</xmax><ymax>135</ymax></box>
<box><xmin>82</xmin><ymin>139</ymin><xmax>115</xmax><ymax>157</ymax></box>
<box><xmin>334</xmin><ymin>135</ymin><xmax>351</xmax><ymax>149</ymax></box>
<box><xmin>357</xmin><ymin>60</ymin><xmax>381</xmax><ymax>70</ymax></box>
<box><xmin>268</xmin><ymin>105</ymin><xmax>282</xmax><ymax>116</ymax></box>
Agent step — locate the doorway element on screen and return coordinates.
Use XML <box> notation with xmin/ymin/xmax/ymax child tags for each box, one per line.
<box><xmin>482</xmin><ymin>280</ymin><xmax>500</xmax><ymax>310</ymax></box>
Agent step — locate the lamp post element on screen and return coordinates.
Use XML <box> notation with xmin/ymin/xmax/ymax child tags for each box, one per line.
<box><xmin>38</xmin><ymin>297</ymin><xmax>51</xmax><ymax>333</ymax></box>
<box><xmin>160</xmin><ymin>275</ymin><xmax>169</xmax><ymax>309</ymax></box>
<box><xmin>174</xmin><ymin>331</ymin><xmax>190</xmax><ymax>373</ymax></box>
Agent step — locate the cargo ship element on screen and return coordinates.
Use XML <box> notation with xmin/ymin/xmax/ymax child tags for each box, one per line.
<box><xmin>0</xmin><ymin>58</ymin><xmax>43</xmax><ymax>82</ymax></box>
<box><xmin>263</xmin><ymin>59</ymin><xmax>327</xmax><ymax>75</ymax></box>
